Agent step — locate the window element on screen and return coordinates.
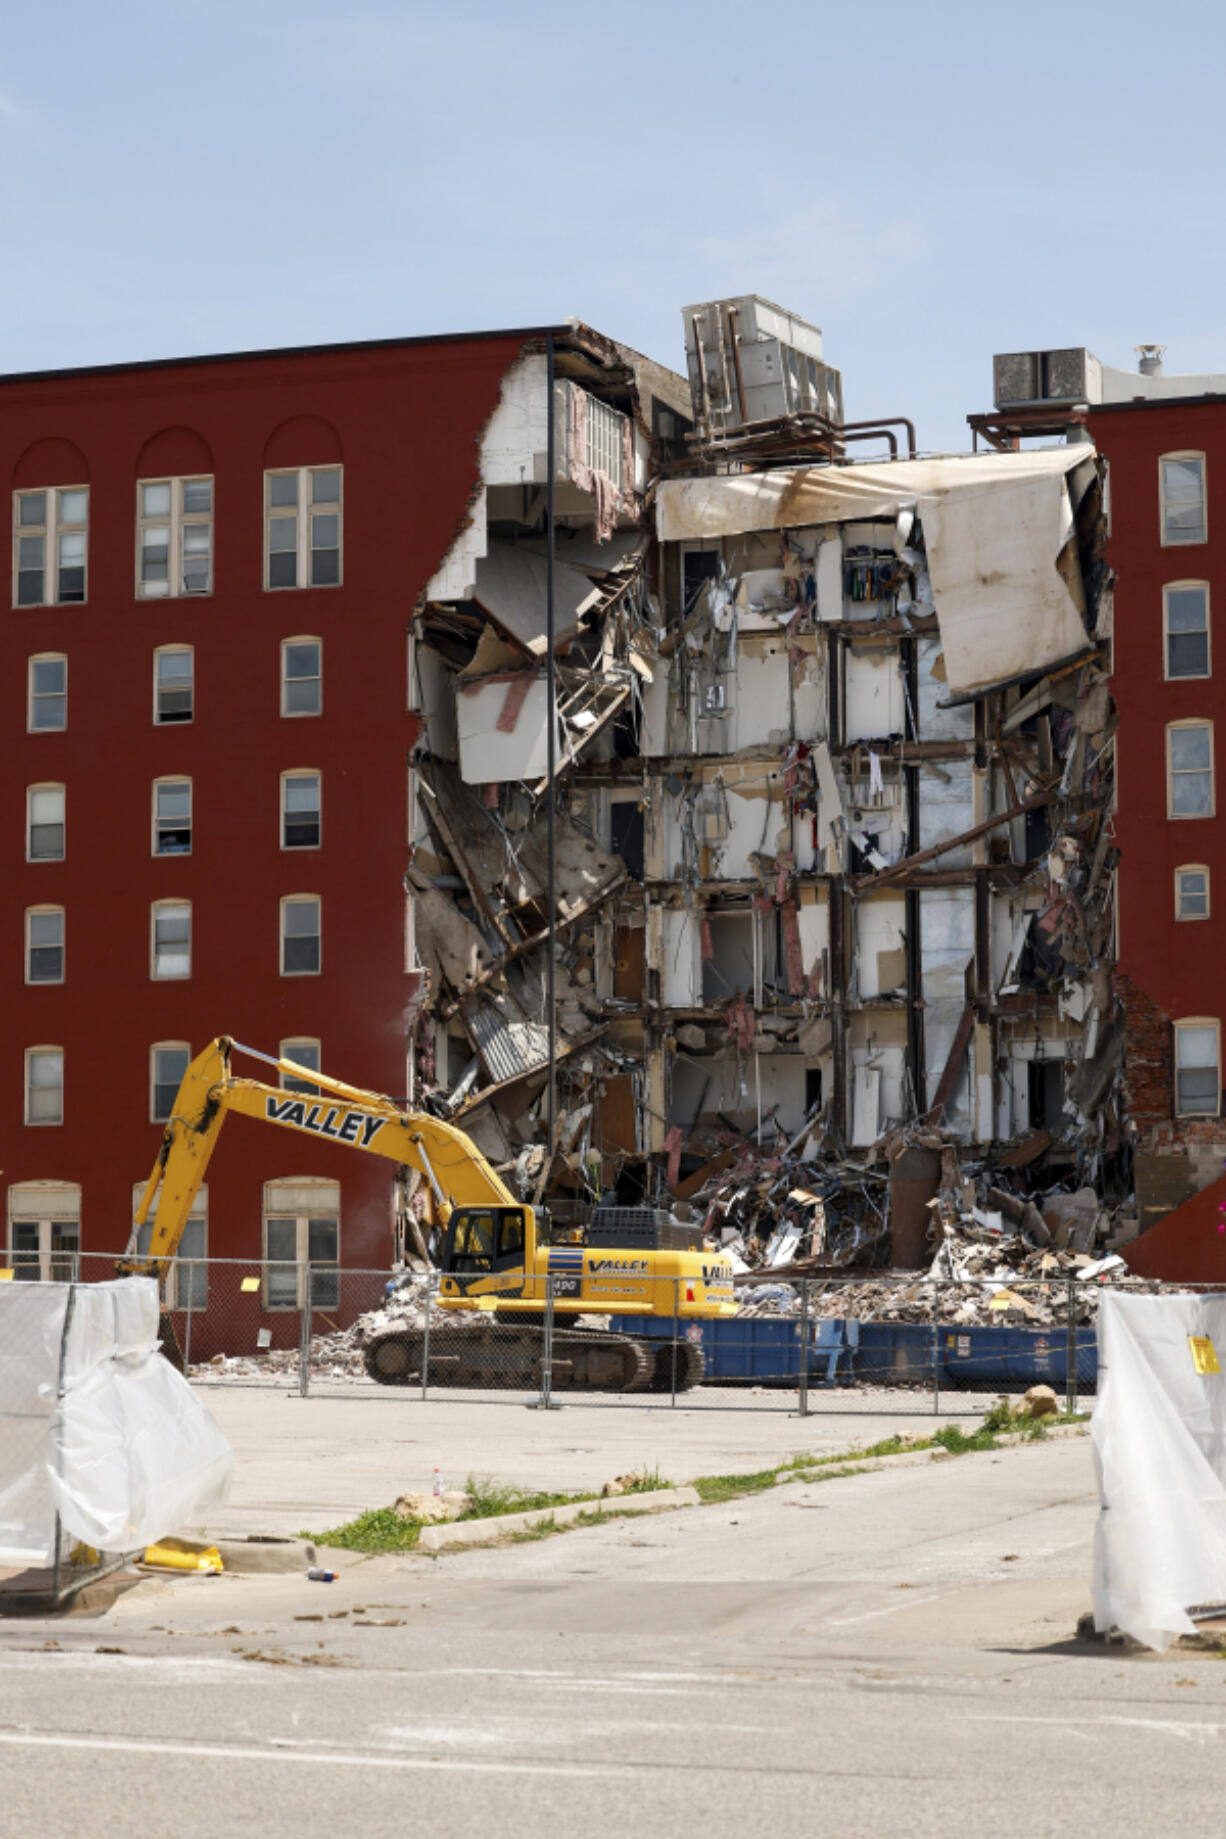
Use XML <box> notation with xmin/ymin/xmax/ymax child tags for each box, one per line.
<box><xmin>26</xmin><ymin>784</ymin><xmax>65</xmax><ymax>861</ymax></box>
<box><xmin>151</xmin><ymin>1042</ymin><xmax>190</xmax><ymax>1122</ymax></box>
<box><xmin>1167</xmin><ymin>721</ymin><xmax>1215</xmax><ymax>818</ymax></box>
<box><xmin>7</xmin><ymin>1182</ymin><xmax>80</xmax><ymax>1281</ymax></box>
<box><xmin>13</xmin><ymin>487</ymin><xmax>88</xmax><ymax>606</ymax></box>
<box><xmin>151</xmin><ymin>901</ymin><xmax>191</xmax><ymax>979</ymax></box>
<box><xmin>265</xmin><ymin>469</ymin><xmax>342</xmax><ymax>590</ymax></box>
<box><xmin>279</xmin><ymin>1038</ymin><xmax>321</xmax><ymax>1095</ymax></box>
<box><xmin>134</xmin><ymin>1182</ymin><xmax>207</xmax><ymax>1308</ymax></box>
<box><xmin>263</xmin><ymin>1179</ymin><xmax>340</xmax><ymax>1308</ymax></box>
<box><xmin>24</xmin><ymin>1047</ymin><xmax>63</xmax><ymax>1125</ymax></box>
<box><xmin>136</xmin><ymin>476</ymin><xmax>213</xmax><ymax>597</ymax></box>
<box><xmin>1175</xmin><ymin>1020</ymin><xmax>1221</xmax><ymax>1118</ymax></box>
<box><xmin>1165</xmin><ymin>583</ymin><xmax>1211</xmax><ymax>679</ymax></box>
<box><xmin>25</xmin><ymin>906</ymin><xmax>64</xmax><ymax>983</ymax></box>
<box><xmin>28</xmin><ymin>655</ymin><xmax>66</xmax><ymax>731</ymax></box>
<box><xmin>152</xmin><ymin>778</ymin><xmax>192</xmax><ymax>855</ymax></box>
<box><xmin>281</xmin><ymin>771</ymin><xmax>321</xmax><ymax>849</ymax></box>
<box><xmin>154</xmin><ymin>646</ymin><xmax>194</xmax><ymax>724</ymax></box>
<box><xmin>281</xmin><ymin>896</ymin><xmax>320</xmax><ymax>975</ymax></box>
<box><xmin>1161</xmin><ymin>453</ymin><xmax>1207</xmax><ymax>546</ymax></box>
<box><xmin>1176</xmin><ymin>866</ymin><xmax>1211</xmax><ymax>921</ymax></box>
<box><xmin>281</xmin><ymin>637</ymin><xmax>322</xmax><ymax>716</ymax></box>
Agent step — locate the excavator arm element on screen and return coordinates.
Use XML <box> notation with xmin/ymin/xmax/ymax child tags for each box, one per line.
<box><xmin>126</xmin><ymin>1036</ymin><xmax>516</xmax><ymax>1278</ymax></box>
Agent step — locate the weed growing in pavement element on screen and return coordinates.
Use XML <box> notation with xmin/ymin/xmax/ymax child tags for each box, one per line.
<box><xmin>309</xmin><ymin>1468</ymin><xmax>669</xmax><ymax>1553</ymax></box>
<box><xmin>310</xmin><ymin>1507</ymin><xmax>424</xmax><ymax>1554</ymax></box>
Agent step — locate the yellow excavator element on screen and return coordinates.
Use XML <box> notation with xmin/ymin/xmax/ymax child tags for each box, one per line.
<box><xmin>124</xmin><ymin>1036</ymin><xmax>737</xmax><ymax>1393</ymax></box>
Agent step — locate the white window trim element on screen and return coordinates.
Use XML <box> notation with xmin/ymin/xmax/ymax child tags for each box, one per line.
<box><xmin>280</xmin><ymin>635</ymin><xmax>323</xmax><ymax>717</ymax></box>
<box><xmin>280</xmin><ymin>768</ymin><xmax>322</xmax><ymax>851</ymax></box>
<box><xmin>132</xmin><ymin>1181</ymin><xmax>207</xmax><ymax>1308</ymax></box>
<box><xmin>280</xmin><ymin>894</ymin><xmax>322</xmax><ymax>977</ymax></box>
<box><xmin>150</xmin><ymin>899</ymin><xmax>192</xmax><ymax>981</ymax></box>
<box><xmin>278</xmin><ymin>1038</ymin><xmax>322</xmax><ymax>1095</ymax></box>
<box><xmin>150</xmin><ymin>1041</ymin><xmax>191</xmax><ymax>1124</ymax></box>
<box><xmin>1175</xmin><ymin>864</ymin><xmax>1211</xmax><ymax>922</ymax></box>
<box><xmin>151</xmin><ymin>775</ymin><xmax>193</xmax><ymax>857</ymax></box>
<box><xmin>27</xmin><ymin>652</ymin><xmax>67</xmax><ymax>733</ymax></box>
<box><xmin>264</xmin><ymin>468</ymin><xmax>343</xmax><ymax>592</ymax></box>
<box><xmin>1166</xmin><ymin>719</ymin><xmax>1215</xmax><ymax>820</ymax></box>
<box><xmin>1163</xmin><ymin>581</ymin><xmax>1212</xmax><ymax>681</ymax></box>
<box><xmin>262</xmin><ymin>1180</ymin><xmax>340</xmax><ymax>1309</ymax></box>
<box><xmin>135</xmin><ymin>475</ymin><xmax>214</xmax><ymax>600</ymax></box>
<box><xmin>6</xmin><ymin>1183</ymin><xmax>81</xmax><ymax>1281</ymax></box>
<box><xmin>153</xmin><ymin>644</ymin><xmax>195</xmax><ymax>725</ymax></box>
<box><xmin>24</xmin><ymin>1045</ymin><xmax>64</xmax><ymax>1127</ymax></box>
<box><xmin>1174</xmin><ymin>1017</ymin><xmax>1221</xmax><ymax>1119</ymax></box>
<box><xmin>25</xmin><ymin>904</ymin><xmax>65</xmax><ymax>985</ymax></box>
<box><xmin>1160</xmin><ymin>450</ymin><xmax>1208</xmax><ymax>549</ymax></box>
<box><xmin>26</xmin><ymin>782</ymin><xmax>65</xmax><ymax>863</ymax></box>
<box><xmin>13</xmin><ymin>486</ymin><xmax>89</xmax><ymax>607</ymax></box>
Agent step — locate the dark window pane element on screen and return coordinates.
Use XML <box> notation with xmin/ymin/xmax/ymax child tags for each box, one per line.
<box><xmin>1169</xmin><ymin>632</ymin><xmax>1210</xmax><ymax>677</ymax></box>
<box><xmin>18</xmin><ymin>494</ymin><xmax>46</xmax><ymax>527</ymax></box>
<box><xmin>183</xmin><ymin>479</ymin><xmax>212</xmax><ymax>513</ymax></box>
<box><xmin>269</xmin><ymin>474</ymin><xmax>298</xmax><ymax>508</ymax></box>
<box><xmin>310</xmin><ymin>547</ymin><xmax>340</xmax><ymax>587</ymax></box>
<box><xmin>18</xmin><ymin>571</ymin><xmax>44</xmax><ymax>606</ymax></box>
<box><xmin>57</xmin><ymin>569</ymin><xmax>85</xmax><ymax>603</ymax></box>
<box><xmin>30</xmin><ymin>823</ymin><xmax>64</xmax><ymax>859</ymax></box>
<box><xmin>269</xmin><ymin>551</ymin><xmax>297</xmax><ymax>589</ymax></box>
<box><xmin>30</xmin><ymin>945</ymin><xmax>63</xmax><ymax>982</ymax></box>
<box><xmin>285</xmin><ymin>678</ymin><xmax>321</xmax><ymax>715</ymax></box>
<box><xmin>284</xmin><ymin>936</ymin><xmax>320</xmax><ymax>974</ymax></box>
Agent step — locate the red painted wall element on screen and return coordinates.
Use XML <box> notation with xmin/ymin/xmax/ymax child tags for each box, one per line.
<box><xmin>0</xmin><ymin>332</ymin><xmax>528</xmax><ymax>1298</ymax></box>
<box><xmin>1089</xmin><ymin>399</ymin><xmax>1226</xmax><ymax>1021</ymax></box>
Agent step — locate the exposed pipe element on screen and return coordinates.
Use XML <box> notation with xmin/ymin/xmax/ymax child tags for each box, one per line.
<box><xmin>690</xmin><ymin>314</ymin><xmax>713</xmax><ymax>438</ymax></box>
<box><xmin>840</xmin><ymin>416</ymin><xmax>917</xmax><ymax>458</ymax></box>
<box><xmin>725</xmin><ymin>305</ymin><xmax>749</xmax><ymax>424</ymax></box>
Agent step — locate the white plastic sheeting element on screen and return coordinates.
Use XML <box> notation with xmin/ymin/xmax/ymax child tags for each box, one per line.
<box><xmin>1093</xmin><ymin>1292</ymin><xmax>1226</xmax><ymax>1652</ymax></box>
<box><xmin>0</xmin><ymin>1279</ymin><xmax>232</xmax><ymax>1565</ymax></box>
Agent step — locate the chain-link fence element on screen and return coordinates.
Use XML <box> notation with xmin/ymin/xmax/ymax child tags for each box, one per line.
<box><xmin>60</xmin><ymin>1253</ymin><xmax>1112</xmax><ymax>1415</ymax></box>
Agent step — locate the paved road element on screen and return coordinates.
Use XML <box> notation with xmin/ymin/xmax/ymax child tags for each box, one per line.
<box><xmin>2</xmin><ymin>1437</ymin><xmax>1221</xmax><ymax>1837</ymax></box>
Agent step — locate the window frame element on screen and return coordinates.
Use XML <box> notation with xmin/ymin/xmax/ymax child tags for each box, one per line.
<box><xmin>133</xmin><ymin>1180</ymin><xmax>207</xmax><ymax>1309</ymax></box>
<box><xmin>1174</xmin><ymin>1017</ymin><xmax>1222</xmax><ymax>1119</ymax></box>
<box><xmin>280</xmin><ymin>769</ymin><xmax>322</xmax><ymax>851</ymax></box>
<box><xmin>280</xmin><ymin>635</ymin><xmax>323</xmax><ymax>717</ymax></box>
<box><xmin>280</xmin><ymin>894</ymin><xmax>321</xmax><ymax>977</ymax></box>
<box><xmin>152</xmin><ymin>643</ymin><xmax>195</xmax><ymax>726</ymax></box>
<box><xmin>25</xmin><ymin>904</ymin><xmax>65</xmax><ymax>985</ymax></box>
<box><xmin>151</xmin><ymin>775</ymin><xmax>193</xmax><ymax>857</ymax></box>
<box><xmin>262</xmin><ymin>1180</ymin><xmax>340</xmax><ymax>1309</ymax></box>
<box><xmin>1166</xmin><ymin>719</ymin><xmax>1215</xmax><ymax>820</ymax></box>
<box><xmin>6</xmin><ymin>1182</ymin><xmax>81</xmax><ymax>1282</ymax></box>
<box><xmin>150</xmin><ymin>1041</ymin><xmax>191</xmax><ymax>1124</ymax></box>
<box><xmin>1163</xmin><ymin>581</ymin><xmax>1212</xmax><ymax>681</ymax></box>
<box><xmin>278</xmin><ymin>1037</ymin><xmax>322</xmax><ymax>1096</ymax></box>
<box><xmin>27</xmin><ymin>653</ymin><xmax>67</xmax><ymax>733</ymax></box>
<box><xmin>26</xmin><ymin>782</ymin><xmax>65</xmax><ymax>863</ymax></box>
<box><xmin>1175</xmin><ymin>864</ymin><xmax>1211</xmax><ymax>922</ymax></box>
<box><xmin>135</xmin><ymin>475</ymin><xmax>214</xmax><ymax>600</ymax></box>
<box><xmin>264</xmin><ymin>468</ymin><xmax>343</xmax><ymax>592</ymax></box>
<box><xmin>150</xmin><ymin>899</ymin><xmax>192</xmax><ymax>981</ymax></box>
<box><xmin>12</xmin><ymin>486</ymin><xmax>89</xmax><ymax>607</ymax></box>
<box><xmin>24</xmin><ymin>1045</ymin><xmax>64</xmax><ymax>1127</ymax></box>
<box><xmin>1160</xmin><ymin>451</ymin><xmax>1208</xmax><ymax>549</ymax></box>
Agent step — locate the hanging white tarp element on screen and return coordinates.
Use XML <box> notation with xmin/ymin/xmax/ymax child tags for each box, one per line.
<box><xmin>0</xmin><ymin>1279</ymin><xmax>232</xmax><ymax>1565</ymax></box>
<box><xmin>1093</xmin><ymin>1292</ymin><xmax>1226</xmax><ymax>1652</ymax></box>
<box><xmin>656</xmin><ymin>448</ymin><xmax>1094</xmax><ymax>698</ymax></box>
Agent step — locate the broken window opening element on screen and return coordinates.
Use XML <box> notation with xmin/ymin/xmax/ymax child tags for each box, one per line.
<box><xmin>609</xmin><ymin>802</ymin><xmax>645</xmax><ymax>881</ymax></box>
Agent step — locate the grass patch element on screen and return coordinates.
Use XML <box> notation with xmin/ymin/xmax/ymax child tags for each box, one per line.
<box><xmin>691</xmin><ymin>1468</ymin><xmax>780</xmax><ymax>1506</ymax></box>
<box><xmin>309</xmin><ymin>1507</ymin><xmax>423</xmax><ymax>1554</ymax></box>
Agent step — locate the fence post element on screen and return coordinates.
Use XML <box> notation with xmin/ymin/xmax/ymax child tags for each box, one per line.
<box><xmin>420</xmin><ymin>1273</ymin><xmax>432</xmax><ymax>1403</ymax></box>
<box><xmin>51</xmin><ymin>1283</ymin><xmax>78</xmax><ymax>1608</ymax></box>
<box><xmin>671</xmin><ymin>1278</ymin><xmax>680</xmax><ymax>1408</ymax></box>
<box><xmin>299</xmin><ymin>1262</ymin><xmax>312</xmax><ymax>1399</ymax></box>
<box><xmin>932</xmin><ymin>1279</ymin><xmax>941</xmax><ymax>1417</ymax></box>
<box><xmin>1066</xmin><ymin>1273</ymin><xmax>1077</xmax><ymax>1417</ymax></box>
<box><xmin>540</xmin><ymin>1275</ymin><xmax>555</xmax><ymax>1409</ymax></box>
<box><xmin>797</xmin><ymin>1280</ymin><xmax>811</xmax><ymax>1418</ymax></box>
<box><xmin>183</xmin><ymin>1287</ymin><xmax>193</xmax><ymax>1375</ymax></box>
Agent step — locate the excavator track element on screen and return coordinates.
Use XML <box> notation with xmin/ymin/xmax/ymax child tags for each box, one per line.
<box><xmin>363</xmin><ymin>1322</ymin><xmax>703</xmax><ymax>1394</ymax></box>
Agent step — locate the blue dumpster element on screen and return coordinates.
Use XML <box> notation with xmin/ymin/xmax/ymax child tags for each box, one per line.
<box><xmin>938</xmin><ymin>1324</ymin><xmax>1097</xmax><ymax>1389</ymax></box>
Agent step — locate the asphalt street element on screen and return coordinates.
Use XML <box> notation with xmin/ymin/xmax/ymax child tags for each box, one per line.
<box><xmin>2</xmin><ymin>1435</ymin><xmax>1222</xmax><ymax>1837</ymax></box>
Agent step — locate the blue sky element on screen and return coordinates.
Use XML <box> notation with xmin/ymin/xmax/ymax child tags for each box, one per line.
<box><xmin>1</xmin><ymin>0</ymin><xmax>1221</xmax><ymax>449</ymax></box>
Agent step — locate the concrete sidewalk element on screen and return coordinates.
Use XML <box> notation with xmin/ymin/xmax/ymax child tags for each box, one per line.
<box><xmin>192</xmin><ymin>1382</ymin><xmax>1001</xmax><ymax>1537</ymax></box>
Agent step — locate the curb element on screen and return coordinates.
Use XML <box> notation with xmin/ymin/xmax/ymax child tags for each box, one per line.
<box><xmin>214</xmin><ymin>1538</ymin><xmax>318</xmax><ymax>1575</ymax></box>
<box><xmin>775</xmin><ymin>1423</ymin><xmax>1090</xmax><ymax>1484</ymax></box>
<box><xmin>417</xmin><ymin>1486</ymin><xmax>701</xmax><ymax>1553</ymax></box>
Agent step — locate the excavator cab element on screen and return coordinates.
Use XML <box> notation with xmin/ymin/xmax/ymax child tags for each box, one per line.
<box><xmin>439</xmin><ymin>1206</ymin><xmax>533</xmax><ymax>1289</ymax></box>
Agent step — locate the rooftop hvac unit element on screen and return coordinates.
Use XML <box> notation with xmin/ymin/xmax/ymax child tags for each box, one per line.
<box><xmin>993</xmin><ymin>348</ymin><xmax>1103</xmax><ymax>408</ymax></box>
<box><xmin>682</xmin><ymin>295</ymin><xmax>844</xmax><ymax>435</ymax></box>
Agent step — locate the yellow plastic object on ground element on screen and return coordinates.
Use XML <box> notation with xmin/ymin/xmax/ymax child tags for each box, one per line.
<box><xmin>142</xmin><ymin>1538</ymin><xmax>223</xmax><ymax>1574</ymax></box>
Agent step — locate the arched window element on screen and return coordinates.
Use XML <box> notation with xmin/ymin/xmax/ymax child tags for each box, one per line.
<box><xmin>281</xmin><ymin>636</ymin><xmax>322</xmax><ymax>716</ymax></box>
<box><xmin>281</xmin><ymin>770</ymin><xmax>321</xmax><ymax>849</ymax></box>
<box><xmin>24</xmin><ymin>1046</ymin><xmax>63</xmax><ymax>1126</ymax></box>
<box><xmin>153</xmin><ymin>645</ymin><xmax>194</xmax><ymax>724</ymax></box>
<box><xmin>150</xmin><ymin>1042</ymin><xmax>190</xmax><ymax>1122</ymax></box>
<box><xmin>151</xmin><ymin>901</ymin><xmax>191</xmax><ymax>979</ymax></box>
<box><xmin>263</xmin><ymin>1178</ymin><xmax>340</xmax><ymax>1309</ymax></box>
<box><xmin>8</xmin><ymin>1180</ymin><xmax>79</xmax><ymax>1279</ymax></box>
<box><xmin>28</xmin><ymin>654</ymin><xmax>67</xmax><ymax>731</ymax></box>
<box><xmin>1174</xmin><ymin>1019</ymin><xmax>1221</xmax><ymax>1117</ymax></box>
<box><xmin>25</xmin><ymin>906</ymin><xmax>64</xmax><ymax>983</ymax></box>
<box><xmin>1164</xmin><ymin>582</ymin><xmax>1211</xmax><ymax>679</ymax></box>
<box><xmin>1175</xmin><ymin>865</ymin><xmax>1210</xmax><ymax>921</ymax></box>
<box><xmin>1160</xmin><ymin>452</ymin><xmax>1207</xmax><ymax>546</ymax></box>
<box><xmin>152</xmin><ymin>776</ymin><xmax>192</xmax><ymax>855</ymax></box>
<box><xmin>26</xmin><ymin>784</ymin><xmax>65</xmax><ymax>861</ymax></box>
<box><xmin>1167</xmin><ymin>720</ymin><xmax>1214</xmax><ymax>818</ymax></box>
<box><xmin>280</xmin><ymin>895</ymin><xmax>321</xmax><ymax>975</ymax></box>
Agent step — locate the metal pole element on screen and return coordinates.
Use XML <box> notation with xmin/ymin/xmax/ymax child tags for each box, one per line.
<box><xmin>1066</xmin><ymin>1273</ymin><xmax>1077</xmax><ymax>1417</ymax></box>
<box><xmin>420</xmin><ymin>1274</ymin><xmax>432</xmax><ymax>1403</ymax></box>
<box><xmin>797</xmin><ymin>1279</ymin><xmax>810</xmax><ymax>1418</ymax></box>
<box><xmin>183</xmin><ymin>1285</ymin><xmax>193</xmax><ymax>1375</ymax></box>
<box><xmin>51</xmin><ymin>1284</ymin><xmax>77</xmax><ymax>1607</ymax></box>
<box><xmin>299</xmin><ymin>1262</ymin><xmax>311</xmax><ymax>1398</ymax></box>
<box><xmin>545</xmin><ymin>329</ymin><xmax>558</xmax><ymax>1182</ymax></box>
<box><xmin>932</xmin><ymin>1279</ymin><xmax>941</xmax><ymax>1417</ymax></box>
<box><xmin>671</xmin><ymin>1278</ymin><xmax>679</xmax><ymax>1408</ymax></box>
<box><xmin>541</xmin><ymin>1275</ymin><xmax>555</xmax><ymax>1409</ymax></box>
